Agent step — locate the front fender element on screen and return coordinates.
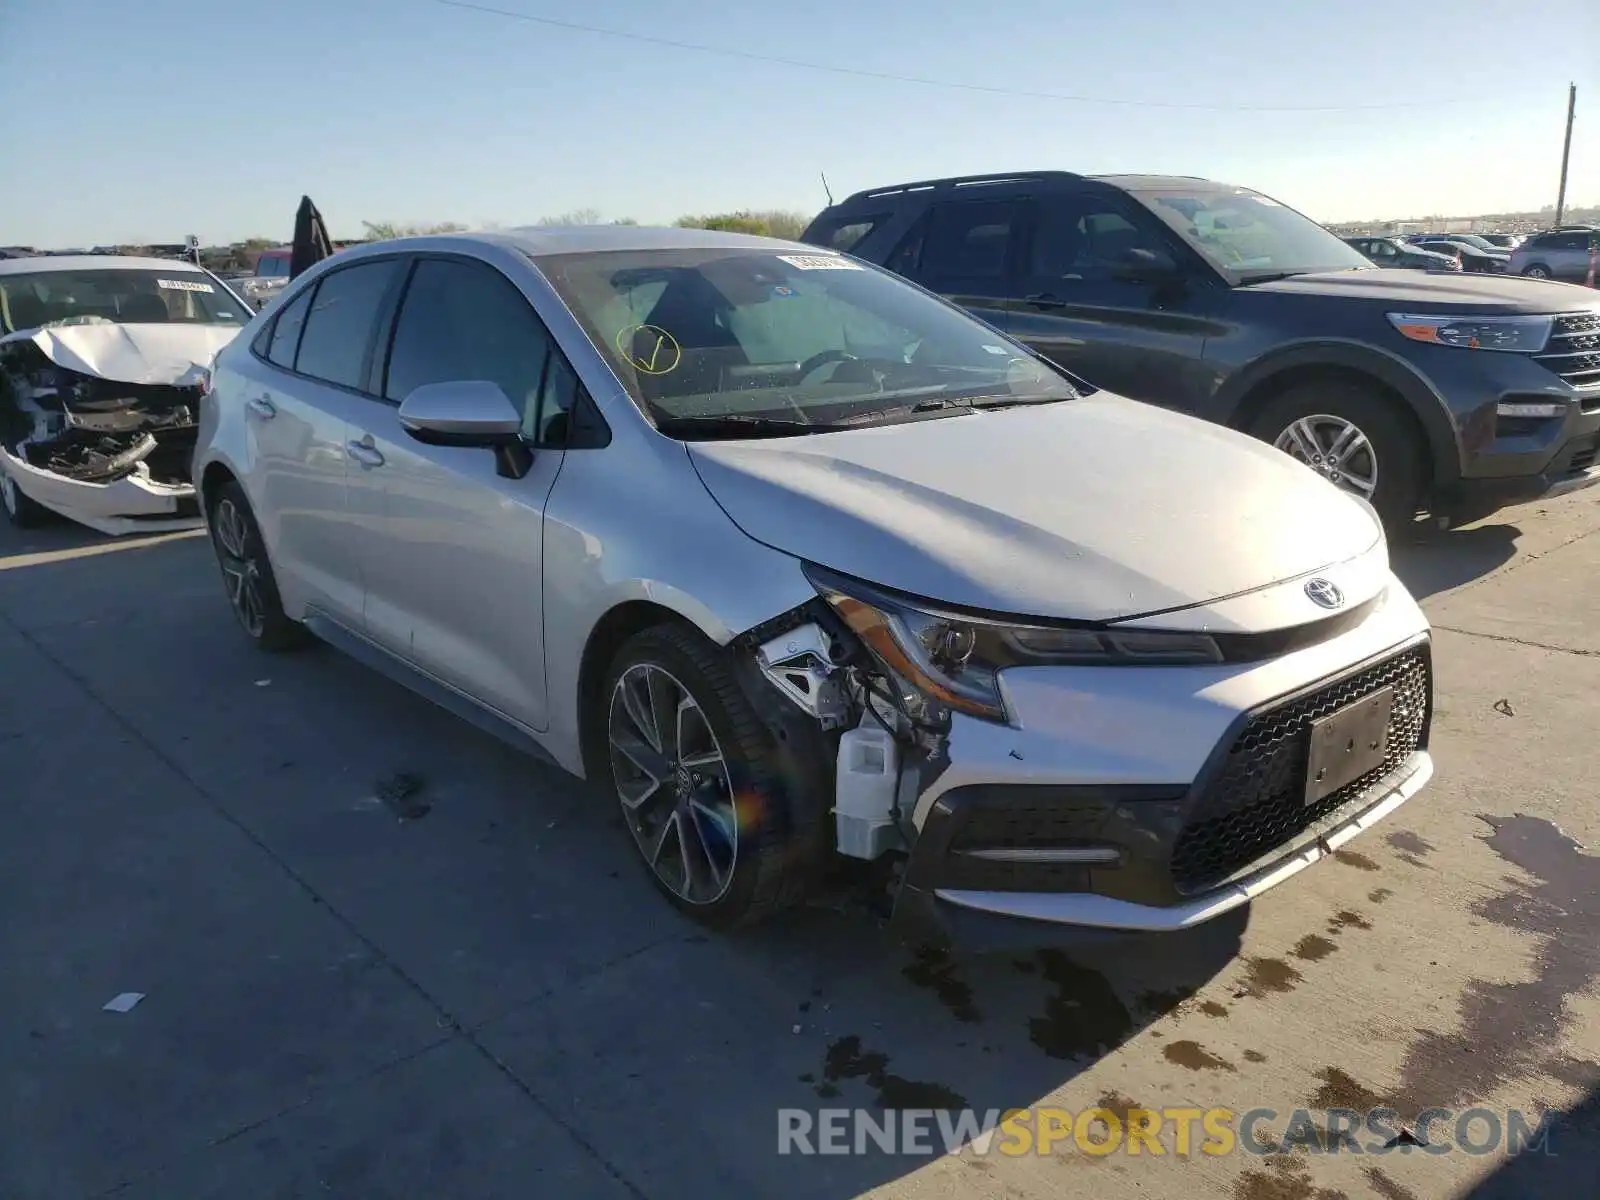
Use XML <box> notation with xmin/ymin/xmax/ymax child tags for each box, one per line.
<box><xmin>1219</xmin><ymin>339</ymin><xmax>1463</xmax><ymax>485</ymax></box>
<box><xmin>538</xmin><ymin>438</ymin><xmax>817</xmax><ymax>775</ymax></box>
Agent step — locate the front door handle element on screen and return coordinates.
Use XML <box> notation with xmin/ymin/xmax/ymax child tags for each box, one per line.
<box><xmin>245</xmin><ymin>396</ymin><xmax>277</xmax><ymax>419</ymax></box>
<box><xmin>1023</xmin><ymin>292</ymin><xmax>1068</xmax><ymax>308</ymax></box>
<box><xmin>346</xmin><ymin>438</ymin><xmax>385</xmax><ymax>469</ymax></box>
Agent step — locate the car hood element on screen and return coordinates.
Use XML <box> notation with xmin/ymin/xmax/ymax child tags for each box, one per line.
<box><xmin>1240</xmin><ymin>267</ymin><xmax>1578</xmax><ymax>313</ymax></box>
<box><xmin>0</xmin><ymin>322</ymin><xmax>241</xmax><ymax>386</ymax></box>
<box><xmin>686</xmin><ymin>396</ymin><xmax>1382</xmax><ymax>623</ymax></box>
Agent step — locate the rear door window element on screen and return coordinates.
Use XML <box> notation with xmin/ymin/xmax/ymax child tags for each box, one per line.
<box><xmin>292</xmin><ymin>259</ymin><xmax>401</xmax><ymax>390</ymax></box>
<box><xmin>916</xmin><ymin>200</ymin><xmax>1022</xmax><ymax>285</ymax></box>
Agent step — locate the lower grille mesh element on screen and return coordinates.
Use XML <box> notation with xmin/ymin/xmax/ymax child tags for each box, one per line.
<box><xmin>1170</xmin><ymin>645</ymin><xmax>1431</xmax><ymax>894</ymax></box>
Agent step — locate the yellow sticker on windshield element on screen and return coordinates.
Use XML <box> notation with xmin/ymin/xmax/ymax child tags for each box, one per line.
<box><xmin>616</xmin><ymin>324</ymin><xmax>682</xmax><ymax>375</ymax></box>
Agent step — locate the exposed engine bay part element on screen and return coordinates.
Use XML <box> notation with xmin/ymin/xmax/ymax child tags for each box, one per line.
<box><xmin>742</xmin><ymin>606</ymin><xmax>943</xmax><ymax>862</ymax></box>
<box><xmin>0</xmin><ymin>322</ymin><xmax>233</xmax><ymax>534</ymax></box>
<box><xmin>35</xmin><ymin>431</ymin><xmax>158</xmax><ymax>483</ymax></box>
<box><xmin>755</xmin><ymin>622</ymin><xmax>849</xmax><ymax>728</ymax></box>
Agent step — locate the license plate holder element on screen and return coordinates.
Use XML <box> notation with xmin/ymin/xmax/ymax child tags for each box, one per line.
<box><xmin>1305</xmin><ymin>686</ymin><xmax>1395</xmax><ymax>806</ymax></box>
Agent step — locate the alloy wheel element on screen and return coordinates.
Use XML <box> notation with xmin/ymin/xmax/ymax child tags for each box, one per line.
<box><xmin>212</xmin><ymin>498</ymin><xmax>267</xmax><ymax>638</ymax></box>
<box><xmin>1274</xmin><ymin>414</ymin><xmax>1378</xmax><ymax>499</ymax></box>
<box><xmin>1526</xmin><ymin>266</ymin><xmax>1550</xmax><ymax>279</ymax></box>
<box><xmin>607</xmin><ymin>662</ymin><xmax>739</xmax><ymax>905</ymax></box>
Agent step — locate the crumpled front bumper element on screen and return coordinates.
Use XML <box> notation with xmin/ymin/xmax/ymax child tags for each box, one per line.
<box><xmin>1</xmin><ymin>446</ymin><xmax>202</xmax><ymax>536</ymax></box>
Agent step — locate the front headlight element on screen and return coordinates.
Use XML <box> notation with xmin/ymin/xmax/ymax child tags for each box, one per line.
<box><xmin>805</xmin><ymin>564</ymin><xmax>1223</xmax><ymax>724</ymax></box>
<box><xmin>1387</xmin><ymin>312</ymin><xmax>1554</xmax><ymax>352</ymax></box>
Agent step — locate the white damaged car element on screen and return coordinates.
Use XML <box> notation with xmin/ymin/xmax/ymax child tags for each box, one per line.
<box><xmin>0</xmin><ymin>256</ymin><xmax>248</xmax><ymax>534</ymax></box>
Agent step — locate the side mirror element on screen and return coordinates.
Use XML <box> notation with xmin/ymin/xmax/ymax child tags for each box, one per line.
<box><xmin>1112</xmin><ymin>246</ymin><xmax>1181</xmax><ymax>283</ymax></box>
<box><xmin>399</xmin><ymin>381</ymin><xmax>522</xmax><ymax>447</ymax></box>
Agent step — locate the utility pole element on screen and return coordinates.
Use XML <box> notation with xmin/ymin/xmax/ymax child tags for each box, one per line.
<box><xmin>1555</xmin><ymin>82</ymin><xmax>1576</xmax><ymax>225</ymax></box>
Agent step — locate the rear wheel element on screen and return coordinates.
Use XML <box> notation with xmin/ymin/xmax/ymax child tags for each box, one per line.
<box><xmin>0</xmin><ymin>471</ymin><xmax>47</xmax><ymax>528</ymax></box>
<box><xmin>1251</xmin><ymin>381</ymin><xmax>1425</xmax><ymax>533</ymax></box>
<box><xmin>1522</xmin><ymin>264</ymin><xmax>1552</xmax><ymax>279</ymax></box>
<box><xmin>208</xmin><ymin>481</ymin><xmax>308</xmax><ymax>651</ymax></box>
<box><xmin>601</xmin><ymin>622</ymin><xmax>825</xmax><ymax>927</ymax></box>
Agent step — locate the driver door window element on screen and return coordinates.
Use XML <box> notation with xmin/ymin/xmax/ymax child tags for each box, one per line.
<box><xmin>384</xmin><ymin>257</ymin><xmax>565</xmax><ymax>442</ymax></box>
<box><xmin>1025</xmin><ymin>198</ymin><xmax>1170</xmax><ymax>285</ymax></box>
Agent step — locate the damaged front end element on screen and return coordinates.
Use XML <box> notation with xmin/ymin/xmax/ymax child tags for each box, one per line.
<box><xmin>0</xmin><ymin>333</ymin><xmax>216</xmax><ymax>534</ymax></box>
<box><xmin>734</xmin><ymin>588</ymin><xmax>956</xmax><ymax>888</ymax></box>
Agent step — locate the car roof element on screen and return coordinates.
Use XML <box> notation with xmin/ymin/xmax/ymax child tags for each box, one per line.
<box><xmin>0</xmin><ymin>254</ymin><xmax>211</xmax><ymax>277</ymax></box>
<box><xmin>1085</xmin><ymin>174</ymin><xmax>1233</xmax><ymax>192</ymax></box>
<box><xmin>336</xmin><ymin>225</ymin><xmax>813</xmax><ymax>262</ymax></box>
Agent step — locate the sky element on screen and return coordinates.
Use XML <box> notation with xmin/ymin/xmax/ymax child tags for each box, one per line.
<box><xmin>1</xmin><ymin>0</ymin><xmax>1595</xmax><ymax>247</ymax></box>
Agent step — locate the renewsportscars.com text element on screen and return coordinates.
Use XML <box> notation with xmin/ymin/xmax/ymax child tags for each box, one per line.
<box><xmin>778</xmin><ymin>1106</ymin><xmax>1557</xmax><ymax>1157</ymax></box>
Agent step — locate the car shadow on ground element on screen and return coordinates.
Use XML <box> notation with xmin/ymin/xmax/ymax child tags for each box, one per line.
<box><xmin>1463</xmin><ymin>1082</ymin><xmax>1600</xmax><ymax>1198</ymax></box>
<box><xmin>0</xmin><ymin>528</ymin><xmax>1247</xmax><ymax>1198</ymax></box>
<box><xmin>1388</xmin><ymin>519</ymin><xmax>1520</xmax><ymax>600</ymax></box>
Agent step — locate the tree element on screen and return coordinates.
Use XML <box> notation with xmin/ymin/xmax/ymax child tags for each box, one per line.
<box><xmin>674</xmin><ymin>209</ymin><xmax>810</xmax><ymax>239</ymax></box>
<box><xmin>361</xmin><ymin>220</ymin><xmax>468</xmax><ymax>241</ymax></box>
<box><xmin>537</xmin><ymin>208</ymin><xmax>605</xmax><ymax>226</ymax></box>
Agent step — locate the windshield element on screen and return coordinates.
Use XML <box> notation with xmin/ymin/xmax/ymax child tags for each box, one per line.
<box><xmin>0</xmin><ymin>268</ymin><xmax>247</xmax><ymax>334</ymax></box>
<box><xmin>1130</xmin><ymin>186</ymin><xmax>1372</xmax><ymax>281</ymax></box>
<box><xmin>537</xmin><ymin>247</ymin><xmax>1078</xmax><ymax>436</ymax></box>
<box><xmin>1442</xmin><ymin>234</ymin><xmax>1495</xmax><ymax>251</ymax></box>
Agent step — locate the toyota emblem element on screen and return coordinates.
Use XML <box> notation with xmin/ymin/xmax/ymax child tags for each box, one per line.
<box><xmin>1304</xmin><ymin>578</ymin><xmax>1345</xmax><ymax>610</ymax></box>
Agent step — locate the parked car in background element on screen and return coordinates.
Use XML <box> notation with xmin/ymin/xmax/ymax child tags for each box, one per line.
<box><xmin>1406</xmin><ymin>237</ymin><xmax>1510</xmax><ymax>273</ymax></box>
<box><xmin>194</xmin><ymin>225</ymin><xmax>1436</xmax><ymax>942</ymax></box>
<box><xmin>1344</xmin><ymin>236</ymin><xmax>1462</xmax><ymax>272</ymax></box>
<box><xmin>234</xmin><ymin>248</ymin><xmax>292</xmax><ymax>309</ymax></box>
<box><xmin>1509</xmin><ymin>227</ymin><xmax>1599</xmax><ymax>283</ymax></box>
<box><xmin>0</xmin><ymin>255</ymin><xmax>248</xmax><ymax>532</ymax></box>
<box><xmin>802</xmin><ymin>171</ymin><xmax>1600</xmax><ymax>529</ymax></box>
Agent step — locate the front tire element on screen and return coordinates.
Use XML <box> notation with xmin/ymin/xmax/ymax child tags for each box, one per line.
<box><xmin>1522</xmin><ymin>264</ymin><xmax>1552</xmax><ymax>279</ymax></box>
<box><xmin>207</xmin><ymin>481</ymin><xmax>307</xmax><ymax>652</ymax></box>
<box><xmin>1251</xmin><ymin>381</ymin><xmax>1425</xmax><ymax>534</ymax></box>
<box><xmin>601</xmin><ymin>622</ymin><xmax>826</xmax><ymax>928</ymax></box>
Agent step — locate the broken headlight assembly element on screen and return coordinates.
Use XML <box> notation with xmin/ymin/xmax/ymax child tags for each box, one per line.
<box><xmin>804</xmin><ymin>563</ymin><xmax>1222</xmax><ymax>724</ymax></box>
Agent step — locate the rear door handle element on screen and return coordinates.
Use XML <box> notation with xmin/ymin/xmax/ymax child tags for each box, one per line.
<box><xmin>346</xmin><ymin>438</ymin><xmax>385</xmax><ymax>468</ymax></box>
<box><xmin>245</xmin><ymin>396</ymin><xmax>277</xmax><ymax>419</ymax></box>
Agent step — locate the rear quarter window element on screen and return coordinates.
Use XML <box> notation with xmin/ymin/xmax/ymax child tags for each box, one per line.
<box><xmin>805</xmin><ymin>214</ymin><xmax>886</xmax><ymax>253</ymax></box>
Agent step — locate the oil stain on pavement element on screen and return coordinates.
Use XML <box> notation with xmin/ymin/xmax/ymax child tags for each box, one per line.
<box><xmin>1163</xmin><ymin>1040</ymin><xmax>1236</xmax><ymax>1072</ymax></box>
<box><xmin>1332</xmin><ymin>849</ymin><xmax>1380</xmax><ymax>871</ymax></box>
<box><xmin>1234</xmin><ymin>956</ymin><xmax>1303</xmax><ymax>999</ymax></box>
<box><xmin>1386</xmin><ymin>829</ymin><xmax>1435</xmax><ymax>869</ymax></box>
<box><xmin>1028</xmin><ymin>951</ymin><xmax>1134</xmax><ymax>1060</ymax></box>
<box><xmin>901</xmin><ymin>943</ymin><xmax>981</xmax><ymax>1023</ymax></box>
<box><xmin>817</xmin><ymin>1035</ymin><xmax>969</xmax><ymax>1110</ymax></box>
<box><xmin>1233</xmin><ymin>1153</ymin><xmax>1349</xmax><ymax>1200</ymax></box>
<box><xmin>1384</xmin><ymin>814</ymin><xmax>1600</xmax><ymax>1116</ymax></box>
<box><xmin>1293</xmin><ymin>934</ymin><xmax>1338</xmax><ymax>962</ymax></box>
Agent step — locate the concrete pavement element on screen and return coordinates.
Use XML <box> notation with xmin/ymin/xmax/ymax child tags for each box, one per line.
<box><xmin>2</xmin><ymin>490</ymin><xmax>1598</xmax><ymax>1199</ymax></box>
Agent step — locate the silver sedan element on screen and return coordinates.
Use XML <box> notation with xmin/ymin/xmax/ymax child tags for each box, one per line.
<box><xmin>194</xmin><ymin>225</ymin><xmax>1433</xmax><ymax>943</ymax></box>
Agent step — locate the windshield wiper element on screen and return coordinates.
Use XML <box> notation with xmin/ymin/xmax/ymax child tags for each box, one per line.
<box><xmin>1236</xmin><ymin>270</ymin><xmax>1310</xmax><ymax>285</ymax></box>
<box><xmin>653</xmin><ymin>413</ymin><xmax>846</xmax><ymax>440</ymax></box>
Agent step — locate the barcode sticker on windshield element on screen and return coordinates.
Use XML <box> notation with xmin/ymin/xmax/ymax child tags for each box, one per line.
<box><xmin>157</xmin><ymin>278</ymin><xmax>216</xmax><ymax>293</ymax></box>
<box><xmin>776</xmin><ymin>254</ymin><xmax>862</xmax><ymax>271</ymax></box>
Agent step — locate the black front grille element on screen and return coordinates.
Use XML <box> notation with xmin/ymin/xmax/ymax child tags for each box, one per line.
<box><xmin>1537</xmin><ymin>312</ymin><xmax>1600</xmax><ymax>390</ymax></box>
<box><xmin>1170</xmin><ymin>644</ymin><xmax>1431</xmax><ymax>895</ymax></box>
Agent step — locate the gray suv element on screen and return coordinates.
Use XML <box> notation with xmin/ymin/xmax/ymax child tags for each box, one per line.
<box><xmin>1510</xmin><ymin>228</ymin><xmax>1598</xmax><ymax>283</ymax></box>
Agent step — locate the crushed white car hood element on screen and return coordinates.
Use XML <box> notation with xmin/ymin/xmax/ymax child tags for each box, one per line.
<box><xmin>0</xmin><ymin>322</ymin><xmax>240</xmax><ymax>386</ymax></box>
<box><xmin>687</xmin><ymin>396</ymin><xmax>1384</xmax><ymax>623</ymax></box>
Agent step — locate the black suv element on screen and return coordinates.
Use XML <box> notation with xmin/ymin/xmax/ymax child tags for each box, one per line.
<box><xmin>802</xmin><ymin>172</ymin><xmax>1600</xmax><ymax>528</ymax></box>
